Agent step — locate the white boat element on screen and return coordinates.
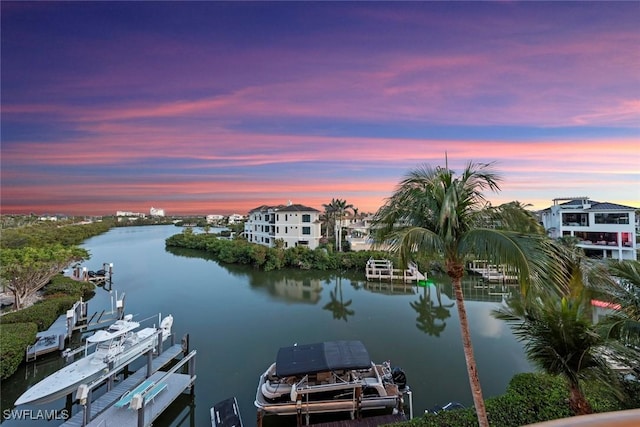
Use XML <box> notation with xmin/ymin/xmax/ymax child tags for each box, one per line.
<box><xmin>15</xmin><ymin>314</ymin><xmax>173</xmax><ymax>406</ymax></box>
<box><xmin>254</xmin><ymin>340</ymin><xmax>407</xmax><ymax>417</ymax></box>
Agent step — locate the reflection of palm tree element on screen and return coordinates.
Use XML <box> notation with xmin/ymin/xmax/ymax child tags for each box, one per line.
<box><xmin>323</xmin><ymin>276</ymin><xmax>355</xmax><ymax>322</ymax></box>
<box><xmin>410</xmin><ymin>283</ymin><xmax>453</xmax><ymax>336</ymax></box>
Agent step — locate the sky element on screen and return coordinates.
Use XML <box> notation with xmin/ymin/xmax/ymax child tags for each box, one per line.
<box><xmin>1</xmin><ymin>1</ymin><xmax>639</xmax><ymax>216</ymax></box>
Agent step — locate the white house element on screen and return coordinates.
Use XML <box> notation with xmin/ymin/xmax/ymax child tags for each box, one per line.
<box><xmin>206</xmin><ymin>214</ymin><xmax>224</xmax><ymax>224</ymax></box>
<box><xmin>149</xmin><ymin>207</ymin><xmax>165</xmax><ymax>217</ymax></box>
<box><xmin>244</xmin><ymin>203</ymin><xmax>321</xmax><ymax>249</ymax></box>
<box><xmin>540</xmin><ymin>197</ymin><xmax>637</xmax><ymax>261</ymax></box>
<box><xmin>227</xmin><ymin>214</ymin><xmax>245</xmax><ymax>224</ymax></box>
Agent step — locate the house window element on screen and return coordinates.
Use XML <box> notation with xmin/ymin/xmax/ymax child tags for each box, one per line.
<box><xmin>285</xmin><ymin>227</ymin><xmax>288</xmax><ymax>233</ymax></box>
<box><xmin>302</xmin><ymin>227</ymin><xmax>311</xmax><ymax>235</ymax></box>
<box><xmin>302</xmin><ymin>214</ymin><xmax>311</xmax><ymax>223</ymax></box>
<box><xmin>595</xmin><ymin>213</ymin><xmax>629</xmax><ymax>224</ymax></box>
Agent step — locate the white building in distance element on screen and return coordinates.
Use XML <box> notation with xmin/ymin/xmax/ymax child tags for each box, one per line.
<box><xmin>116</xmin><ymin>211</ymin><xmax>145</xmax><ymax>218</ymax></box>
<box><xmin>206</xmin><ymin>214</ymin><xmax>224</xmax><ymax>223</ymax></box>
<box><xmin>150</xmin><ymin>207</ymin><xmax>165</xmax><ymax>217</ymax></box>
<box><xmin>540</xmin><ymin>197</ymin><xmax>637</xmax><ymax>261</ymax></box>
<box><xmin>244</xmin><ymin>203</ymin><xmax>321</xmax><ymax>249</ymax></box>
<box><xmin>228</xmin><ymin>213</ymin><xmax>245</xmax><ymax>224</ymax></box>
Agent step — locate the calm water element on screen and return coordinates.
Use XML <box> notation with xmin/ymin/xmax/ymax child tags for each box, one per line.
<box><xmin>1</xmin><ymin>225</ymin><xmax>533</xmax><ymax>426</ymax></box>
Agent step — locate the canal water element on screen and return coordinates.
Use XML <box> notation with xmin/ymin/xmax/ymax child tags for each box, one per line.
<box><xmin>1</xmin><ymin>225</ymin><xmax>533</xmax><ymax>426</ymax></box>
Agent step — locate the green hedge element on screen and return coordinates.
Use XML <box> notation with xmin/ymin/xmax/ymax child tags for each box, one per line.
<box><xmin>0</xmin><ymin>296</ymin><xmax>78</xmax><ymax>331</ymax></box>
<box><xmin>166</xmin><ymin>232</ymin><xmax>394</xmax><ymax>272</ymax></box>
<box><xmin>393</xmin><ymin>372</ymin><xmax>639</xmax><ymax>427</ymax></box>
<box><xmin>43</xmin><ymin>274</ymin><xmax>95</xmax><ymax>300</ymax></box>
<box><xmin>0</xmin><ymin>322</ymin><xmax>37</xmax><ymax>379</ymax></box>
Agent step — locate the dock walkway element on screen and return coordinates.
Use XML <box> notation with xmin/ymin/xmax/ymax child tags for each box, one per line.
<box><xmin>61</xmin><ymin>344</ymin><xmax>194</xmax><ymax>427</ymax></box>
<box><xmin>467</xmin><ymin>260</ymin><xmax>518</xmax><ymax>283</ymax></box>
<box><xmin>365</xmin><ymin>259</ymin><xmax>425</xmax><ymax>283</ymax></box>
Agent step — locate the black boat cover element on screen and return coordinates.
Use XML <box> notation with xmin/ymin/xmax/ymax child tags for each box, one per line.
<box><xmin>275</xmin><ymin>340</ymin><xmax>371</xmax><ymax>377</ymax></box>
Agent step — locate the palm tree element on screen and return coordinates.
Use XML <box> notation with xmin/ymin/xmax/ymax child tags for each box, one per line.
<box><xmin>597</xmin><ymin>260</ymin><xmax>640</xmax><ymax>375</ymax></box>
<box><xmin>372</xmin><ymin>161</ymin><xmax>551</xmax><ymax>427</ymax></box>
<box><xmin>493</xmin><ymin>245</ymin><xmax>619</xmax><ymax>415</ymax></box>
<box><xmin>493</xmin><ymin>291</ymin><xmax>610</xmax><ymax>415</ymax></box>
<box><xmin>325</xmin><ymin>198</ymin><xmax>353</xmax><ymax>252</ymax></box>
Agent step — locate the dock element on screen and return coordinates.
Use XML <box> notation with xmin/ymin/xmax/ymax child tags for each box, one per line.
<box><xmin>61</xmin><ymin>338</ymin><xmax>196</xmax><ymax>427</ymax></box>
<box><xmin>467</xmin><ymin>260</ymin><xmax>518</xmax><ymax>283</ymax></box>
<box><xmin>365</xmin><ymin>259</ymin><xmax>425</xmax><ymax>283</ymax></box>
<box><xmin>311</xmin><ymin>413</ymin><xmax>406</xmax><ymax>427</ymax></box>
<box><xmin>26</xmin><ymin>293</ymin><xmax>126</xmax><ymax>362</ymax></box>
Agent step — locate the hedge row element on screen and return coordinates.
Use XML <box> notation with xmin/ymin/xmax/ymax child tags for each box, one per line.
<box><xmin>0</xmin><ymin>322</ymin><xmax>38</xmax><ymax>379</ymax></box>
<box><xmin>0</xmin><ymin>296</ymin><xmax>79</xmax><ymax>331</ymax></box>
<box><xmin>394</xmin><ymin>372</ymin><xmax>640</xmax><ymax>427</ymax></box>
<box><xmin>165</xmin><ymin>232</ymin><xmax>397</xmax><ymax>272</ymax></box>
<box><xmin>0</xmin><ymin>276</ymin><xmax>96</xmax><ymax>379</ymax></box>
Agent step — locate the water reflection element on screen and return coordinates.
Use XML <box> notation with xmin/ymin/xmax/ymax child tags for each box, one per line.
<box><xmin>410</xmin><ymin>282</ymin><xmax>454</xmax><ymax>337</ymax></box>
<box><xmin>322</xmin><ymin>276</ymin><xmax>355</xmax><ymax>322</ymax></box>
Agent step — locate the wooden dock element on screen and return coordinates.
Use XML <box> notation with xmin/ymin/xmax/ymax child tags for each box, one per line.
<box><xmin>311</xmin><ymin>413</ymin><xmax>406</xmax><ymax>427</ymax></box>
<box><xmin>60</xmin><ymin>342</ymin><xmax>196</xmax><ymax>427</ymax></box>
<box><xmin>467</xmin><ymin>260</ymin><xmax>518</xmax><ymax>283</ymax></box>
<box><xmin>365</xmin><ymin>259</ymin><xmax>425</xmax><ymax>283</ymax></box>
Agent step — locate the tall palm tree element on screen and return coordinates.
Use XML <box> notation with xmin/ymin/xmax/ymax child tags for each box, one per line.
<box><xmin>322</xmin><ymin>199</ymin><xmax>338</xmax><ymax>245</ymax></box>
<box><xmin>372</xmin><ymin>161</ymin><xmax>551</xmax><ymax>427</ymax></box>
<box><xmin>329</xmin><ymin>198</ymin><xmax>353</xmax><ymax>252</ymax></box>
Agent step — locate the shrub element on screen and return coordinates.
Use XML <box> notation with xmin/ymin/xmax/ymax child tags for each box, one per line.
<box><xmin>0</xmin><ymin>297</ymin><xmax>77</xmax><ymax>331</ymax></box>
<box><xmin>43</xmin><ymin>274</ymin><xmax>95</xmax><ymax>299</ymax></box>
<box><xmin>0</xmin><ymin>322</ymin><xmax>37</xmax><ymax>379</ymax></box>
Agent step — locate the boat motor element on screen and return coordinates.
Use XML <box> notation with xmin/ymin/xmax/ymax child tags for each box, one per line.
<box><xmin>392</xmin><ymin>367</ymin><xmax>407</xmax><ymax>390</ymax></box>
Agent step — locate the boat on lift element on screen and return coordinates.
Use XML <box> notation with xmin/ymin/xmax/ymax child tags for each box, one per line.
<box><xmin>15</xmin><ymin>314</ymin><xmax>173</xmax><ymax>406</ymax></box>
<box><xmin>254</xmin><ymin>340</ymin><xmax>407</xmax><ymax>418</ymax></box>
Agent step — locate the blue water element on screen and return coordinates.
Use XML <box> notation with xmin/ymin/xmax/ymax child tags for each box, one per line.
<box><xmin>1</xmin><ymin>225</ymin><xmax>533</xmax><ymax>426</ymax></box>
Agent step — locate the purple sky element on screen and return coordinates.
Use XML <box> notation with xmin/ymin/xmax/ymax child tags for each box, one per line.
<box><xmin>1</xmin><ymin>1</ymin><xmax>639</xmax><ymax>215</ymax></box>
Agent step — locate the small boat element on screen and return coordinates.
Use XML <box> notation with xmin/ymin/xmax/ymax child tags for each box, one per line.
<box><xmin>15</xmin><ymin>314</ymin><xmax>173</xmax><ymax>406</ymax></box>
<box><xmin>254</xmin><ymin>340</ymin><xmax>407</xmax><ymax>417</ymax></box>
<box><xmin>211</xmin><ymin>396</ymin><xmax>244</xmax><ymax>427</ymax></box>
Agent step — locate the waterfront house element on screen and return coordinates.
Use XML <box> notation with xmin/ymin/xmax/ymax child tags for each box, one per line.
<box><xmin>540</xmin><ymin>197</ymin><xmax>637</xmax><ymax>261</ymax></box>
<box><xmin>244</xmin><ymin>202</ymin><xmax>322</xmax><ymax>249</ymax></box>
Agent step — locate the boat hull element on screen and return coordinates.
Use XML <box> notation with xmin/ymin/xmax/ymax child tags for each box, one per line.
<box><xmin>254</xmin><ymin>365</ymin><xmax>402</xmax><ymax>416</ymax></box>
<box><xmin>15</xmin><ymin>327</ymin><xmax>159</xmax><ymax>406</ymax></box>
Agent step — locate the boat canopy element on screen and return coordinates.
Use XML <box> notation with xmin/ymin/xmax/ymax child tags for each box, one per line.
<box><xmin>86</xmin><ymin>320</ymin><xmax>139</xmax><ymax>343</ymax></box>
<box><xmin>275</xmin><ymin>340</ymin><xmax>371</xmax><ymax>377</ymax></box>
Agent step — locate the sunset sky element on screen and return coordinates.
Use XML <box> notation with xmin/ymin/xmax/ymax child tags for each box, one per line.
<box><xmin>2</xmin><ymin>1</ymin><xmax>639</xmax><ymax>216</ymax></box>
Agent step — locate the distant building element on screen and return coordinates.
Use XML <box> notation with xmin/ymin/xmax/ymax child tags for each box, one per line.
<box><xmin>206</xmin><ymin>214</ymin><xmax>224</xmax><ymax>224</ymax></box>
<box><xmin>540</xmin><ymin>197</ymin><xmax>637</xmax><ymax>261</ymax></box>
<box><xmin>149</xmin><ymin>207</ymin><xmax>165</xmax><ymax>217</ymax></box>
<box><xmin>244</xmin><ymin>202</ymin><xmax>321</xmax><ymax>249</ymax></box>
<box><xmin>227</xmin><ymin>213</ymin><xmax>245</xmax><ymax>224</ymax></box>
<box><xmin>116</xmin><ymin>211</ymin><xmax>145</xmax><ymax>218</ymax></box>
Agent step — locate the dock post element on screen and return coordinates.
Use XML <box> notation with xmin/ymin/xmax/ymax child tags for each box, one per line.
<box><xmin>155</xmin><ymin>329</ymin><xmax>163</xmax><ymax>355</ymax></box>
<box><xmin>182</xmin><ymin>334</ymin><xmax>190</xmax><ymax>355</ymax></box>
<box><xmin>146</xmin><ymin>349</ymin><xmax>153</xmax><ymax>378</ymax></box>
<box><xmin>137</xmin><ymin>403</ymin><xmax>145</xmax><ymax>427</ymax></box>
<box><xmin>84</xmin><ymin>388</ymin><xmax>93</xmax><ymax>426</ymax></box>
<box><xmin>257</xmin><ymin>410</ymin><xmax>264</xmax><ymax>427</ymax></box>
<box><xmin>107</xmin><ymin>361</ymin><xmax>115</xmax><ymax>390</ymax></box>
<box><xmin>296</xmin><ymin>399</ymin><xmax>302</xmax><ymax>427</ymax></box>
<box><xmin>188</xmin><ymin>353</ymin><xmax>196</xmax><ymax>397</ymax></box>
